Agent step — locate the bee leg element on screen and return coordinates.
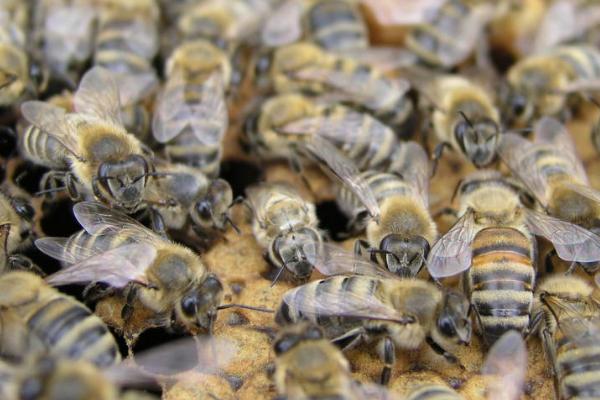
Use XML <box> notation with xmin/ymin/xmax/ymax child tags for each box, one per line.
<box><xmin>425</xmin><ymin>336</ymin><xmax>463</xmax><ymax>369</ymax></box>
<box><xmin>541</xmin><ymin>327</ymin><xmax>560</xmax><ymax>400</ymax></box>
<box><xmin>354</xmin><ymin>239</ymin><xmax>377</xmax><ymax>263</ymax></box>
<box><xmin>377</xmin><ymin>336</ymin><xmax>396</xmax><ymax>385</ymax></box>
<box><xmin>331</xmin><ymin>327</ymin><xmax>365</xmax><ymax>350</ymax></box>
<box><xmin>82</xmin><ymin>282</ymin><xmax>114</xmax><ymax>304</ymax></box>
<box><xmin>524</xmin><ymin>310</ymin><xmax>544</xmax><ymax>341</ymax></box>
<box><xmin>148</xmin><ymin>208</ymin><xmax>168</xmax><ymax>238</ymax></box>
<box><xmin>64</xmin><ymin>172</ymin><xmax>83</xmax><ymax>201</ymax></box>
<box><xmin>431</xmin><ymin>142</ymin><xmax>451</xmax><ymax>178</ymax></box>
<box><xmin>121</xmin><ymin>284</ymin><xmax>140</xmax><ymax>323</ymax></box>
<box><xmin>6</xmin><ymin>254</ymin><xmax>44</xmax><ymax>276</ymax></box>
<box><xmin>38</xmin><ymin>171</ymin><xmax>67</xmax><ymax>199</ymax></box>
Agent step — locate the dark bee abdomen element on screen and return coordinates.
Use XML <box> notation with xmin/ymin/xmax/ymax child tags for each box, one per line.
<box><xmin>406</xmin><ymin>385</ymin><xmax>462</xmax><ymax>400</ymax></box>
<box><xmin>555</xmin><ymin>325</ymin><xmax>600</xmax><ymax>399</ymax></box>
<box><xmin>306</xmin><ymin>0</ymin><xmax>368</xmax><ymax>52</ymax></box>
<box><xmin>466</xmin><ymin>227</ymin><xmax>534</xmax><ymax>344</ymax></box>
<box><xmin>26</xmin><ymin>297</ymin><xmax>118</xmax><ymax>367</ymax></box>
<box><xmin>20</xmin><ymin>125</ymin><xmax>69</xmax><ymax>169</ymax></box>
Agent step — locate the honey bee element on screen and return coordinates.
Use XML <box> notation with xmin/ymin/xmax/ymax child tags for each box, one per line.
<box><xmin>499</xmin><ymin>117</ymin><xmax>600</xmax><ymax>274</ymax></box>
<box><xmin>243</xmin><ymin>93</ymin><xmax>409</xmax><ymax>172</ymax></box>
<box><xmin>0</xmin><ymin>336</ymin><xmax>235</xmax><ymax>400</ymax></box>
<box><xmin>0</xmin><ymin>0</ymin><xmax>38</xmax><ymax>107</ymax></box>
<box><xmin>273</xmin><ymin>322</ymin><xmax>391</xmax><ymax>400</ymax></box>
<box><xmin>503</xmin><ymin>45</ymin><xmax>600</xmax><ymax>126</ymax></box>
<box><xmin>20</xmin><ymin>67</ymin><xmax>154</xmax><ymax>213</ymax></box>
<box><xmin>0</xmin><ymin>271</ymin><xmax>120</xmax><ymax>367</ymax></box>
<box><xmin>32</xmin><ymin>0</ymin><xmax>97</xmax><ymax>87</ymax></box>
<box><xmin>262</xmin><ymin>0</ymin><xmax>368</xmax><ymax>52</ymax></box>
<box><xmin>427</xmin><ymin>170</ymin><xmax>600</xmax><ymax>344</ymax></box>
<box><xmin>0</xmin><ymin>191</ymin><xmax>34</xmax><ymax>273</ymax></box>
<box><xmin>254</xmin><ymin>42</ymin><xmax>414</xmax><ymax>132</ymax></box>
<box><xmin>314</xmin><ymin>138</ymin><xmax>436</xmax><ymax>277</ymax></box>
<box><xmin>409</xmin><ymin>72</ymin><xmax>501</xmax><ymax>168</ymax></box>
<box><xmin>276</xmin><ymin>244</ymin><xmax>472</xmax><ymax>384</ymax></box>
<box><xmin>246</xmin><ymin>182</ymin><xmax>322</xmax><ymax>282</ymax></box>
<box><xmin>144</xmin><ymin>162</ymin><xmax>238</xmax><ymax>234</ymax></box>
<box><xmin>35</xmin><ymin>201</ymin><xmax>225</xmax><ymax>333</ymax></box>
<box><xmin>92</xmin><ymin>0</ymin><xmax>160</xmax><ymax>139</ymax></box>
<box><xmin>532</xmin><ymin>274</ymin><xmax>600</xmax><ymax>400</ymax></box>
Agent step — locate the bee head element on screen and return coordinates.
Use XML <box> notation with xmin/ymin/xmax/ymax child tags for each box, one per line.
<box><xmin>454</xmin><ymin>113</ymin><xmax>500</xmax><ymax>168</ymax></box>
<box><xmin>96</xmin><ymin>154</ymin><xmax>151</xmax><ymax>211</ymax></box>
<box><xmin>437</xmin><ymin>291</ymin><xmax>471</xmax><ymax>345</ymax></box>
<box><xmin>379</xmin><ymin>234</ymin><xmax>430</xmax><ymax>277</ymax></box>
<box><xmin>273</xmin><ymin>322</ymin><xmax>324</xmax><ymax>355</ymax></box>
<box><xmin>272</xmin><ymin>228</ymin><xmax>320</xmax><ymax>281</ymax></box>
<box><xmin>190</xmin><ymin>179</ymin><xmax>234</xmax><ymax>231</ymax></box>
<box><xmin>501</xmin><ymin>84</ymin><xmax>534</xmax><ymax>126</ymax></box>
<box><xmin>178</xmin><ymin>274</ymin><xmax>224</xmax><ymax>332</ymax></box>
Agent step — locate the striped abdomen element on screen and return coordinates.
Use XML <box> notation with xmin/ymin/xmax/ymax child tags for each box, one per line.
<box><xmin>466</xmin><ymin>227</ymin><xmax>535</xmax><ymax>344</ymax></box>
<box><xmin>406</xmin><ymin>385</ymin><xmax>462</xmax><ymax>400</ymax></box>
<box><xmin>62</xmin><ymin>228</ymin><xmax>137</xmax><ymax>266</ymax></box>
<box><xmin>553</xmin><ymin>46</ymin><xmax>600</xmax><ymax>81</ymax></box>
<box><xmin>276</xmin><ymin>276</ymin><xmax>381</xmax><ymax>336</ymax></box>
<box><xmin>306</xmin><ymin>0</ymin><xmax>368</xmax><ymax>52</ymax></box>
<box><xmin>24</xmin><ymin>295</ymin><xmax>119</xmax><ymax>367</ymax></box>
<box><xmin>554</xmin><ymin>318</ymin><xmax>600</xmax><ymax>399</ymax></box>
<box><xmin>337</xmin><ymin>171</ymin><xmax>412</xmax><ymax>218</ymax></box>
<box><xmin>19</xmin><ymin>124</ymin><xmax>69</xmax><ymax>169</ymax></box>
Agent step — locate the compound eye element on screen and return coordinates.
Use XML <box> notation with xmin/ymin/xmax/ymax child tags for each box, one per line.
<box><xmin>304</xmin><ymin>326</ymin><xmax>323</xmax><ymax>340</ymax></box>
<box><xmin>181</xmin><ymin>295</ymin><xmax>198</xmax><ymax>317</ymax></box>
<box><xmin>274</xmin><ymin>336</ymin><xmax>298</xmax><ymax>355</ymax></box>
<box><xmin>196</xmin><ymin>201</ymin><xmax>212</xmax><ymax>220</ymax></box>
<box><xmin>438</xmin><ymin>316</ymin><xmax>456</xmax><ymax>337</ymax></box>
<box><xmin>511</xmin><ymin>95</ymin><xmax>527</xmax><ymax>116</ymax></box>
<box><xmin>13</xmin><ymin>199</ymin><xmax>34</xmax><ymax>220</ymax></box>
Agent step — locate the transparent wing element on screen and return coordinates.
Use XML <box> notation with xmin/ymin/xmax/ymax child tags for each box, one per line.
<box><xmin>482</xmin><ymin>330</ymin><xmax>527</xmax><ymax>400</ymax></box>
<box><xmin>261</xmin><ymin>0</ymin><xmax>303</xmax><ymax>47</ymax></box>
<box><xmin>533</xmin><ymin>117</ymin><xmax>587</xmax><ymax>184</ymax></box>
<box><xmin>153</xmin><ymin>70</ymin><xmax>227</xmax><ymax>145</ymax></box>
<box><xmin>44</xmin><ymin>243</ymin><xmax>157</xmax><ymax>288</ymax></box>
<box><xmin>302</xmin><ymin>136</ymin><xmax>380</xmax><ymax>220</ymax></box>
<box><xmin>116</xmin><ymin>19</ymin><xmax>158</xmax><ymax>60</ymax></box>
<box><xmin>427</xmin><ymin>210</ymin><xmax>477</xmax><ymax>278</ymax></box>
<box><xmin>106</xmin><ymin>336</ymin><xmax>236</xmax><ymax>385</ymax></box>
<box><xmin>525</xmin><ymin>209</ymin><xmax>600</xmax><ymax>263</ymax></box>
<box><xmin>20</xmin><ymin>101</ymin><xmax>80</xmax><ymax>157</ymax></box>
<box><xmin>35</xmin><ymin>236</ymin><xmax>98</xmax><ymax>265</ymax></box>
<box><xmin>293</xmin><ymin>67</ymin><xmax>410</xmax><ymax>110</ymax></box>
<box><xmin>497</xmin><ymin>133</ymin><xmax>550</xmax><ymax>206</ymax></box>
<box><xmin>282</xmin><ymin>282</ymin><xmax>413</xmax><ymax>324</ymax></box>
<box><xmin>73</xmin><ymin>66</ymin><xmax>123</xmax><ymax>125</ymax></box>
<box><xmin>532</xmin><ymin>1</ymin><xmax>579</xmax><ymax>53</ymax></box>
<box><xmin>360</xmin><ymin>0</ymin><xmax>446</xmax><ymax>25</ymax></box>
<box><xmin>305</xmin><ymin>241</ymin><xmax>398</xmax><ymax>279</ymax></box>
<box><xmin>390</xmin><ymin>141</ymin><xmax>430</xmax><ymax>206</ymax></box>
<box><xmin>563</xmin><ymin>183</ymin><xmax>600</xmax><ymax>206</ymax></box>
<box><xmin>73</xmin><ymin>201</ymin><xmax>161</xmax><ymax>245</ymax></box>
<box><xmin>114</xmin><ymin>72</ymin><xmax>158</xmax><ymax>107</ymax></box>
<box><xmin>44</xmin><ymin>5</ymin><xmax>96</xmax><ymax>67</ymax></box>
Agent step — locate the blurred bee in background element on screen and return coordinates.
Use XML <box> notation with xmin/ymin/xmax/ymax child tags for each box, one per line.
<box><xmin>503</xmin><ymin>45</ymin><xmax>600</xmax><ymax>127</ymax></box>
<box><xmin>253</xmin><ymin>42</ymin><xmax>414</xmax><ymax>133</ymax></box>
<box><xmin>243</xmin><ymin>93</ymin><xmax>410</xmax><ymax>173</ymax></box>
<box><xmin>273</xmin><ymin>322</ymin><xmax>392</xmax><ymax>400</ymax></box>
<box><xmin>0</xmin><ymin>271</ymin><xmax>120</xmax><ymax>367</ymax></box>
<box><xmin>499</xmin><ymin>117</ymin><xmax>600</xmax><ymax>275</ymax></box>
<box><xmin>32</xmin><ymin>0</ymin><xmax>97</xmax><ymax>88</ymax></box>
<box><xmin>92</xmin><ymin>0</ymin><xmax>161</xmax><ymax>140</ymax></box>
<box><xmin>309</xmin><ymin>137</ymin><xmax>436</xmax><ymax>277</ymax></box>
<box><xmin>406</xmin><ymin>330</ymin><xmax>527</xmax><ymax>400</ymax></box>
<box><xmin>21</xmin><ymin>67</ymin><xmax>155</xmax><ymax>213</ymax></box>
<box><xmin>276</xmin><ymin>248</ymin><xmax>472</xmax><ymax>384</ymax></box>
<box><xmin>427</xmin><ymin>170</ymin><xmax>600</xmax><ymax>345</ymax></box>
<box><xmin>246</xmin><ymin>182</ymin><xmax>322</xmax><ymax>283</ymax></box>
<box><xmin>0</xmin><ymin>191</ymin><xmax>35</xmax><ymax>274</ymax></box>
<box><xmin>408</xmin><ymin>71</ymin><xmax>501</xmax><ymax>169</ymax></box>
<box><xmin>0</xmin><ymin>336</ymin><xmax>235</xmax><ymax>400</ymax></box>
<box><xmin>0</xmin><ymin>1</ymin><xmax>43</xmax><ymax>109</ymax></box>
<box><xmin>532</xmin><ymin>274</ymin><xmax>600</xmax><ymax>400</ymax></box>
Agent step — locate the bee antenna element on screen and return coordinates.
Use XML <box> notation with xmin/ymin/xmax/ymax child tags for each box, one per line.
<box><xmin>224</xmin><ymin>215</ymin><xmax>241</xmax><ymax>234</ymax></box>
<box><xmin>459</xmin><ymin>111</ymin><xmax>474</xmax><ymax>128</ymax></box>
<box><xmin>34</xmin><ymin>186</ymin><xmax>67</xmax><ymax>197</ymax></box>
<box><xmin>217</xmin><ymin>304</ymin><xmax>274</xmax><ymax>313</ymax></box>
<box><xmin>270</xmin><ymin>267</ymin><xmax>286</xmax><ymax>287</ymax></box>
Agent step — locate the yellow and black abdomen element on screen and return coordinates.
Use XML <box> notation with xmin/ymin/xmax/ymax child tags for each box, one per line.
<box><xmin>465</xmin><ymin>227</ymin><xmax>535</xmax><ymax>344</ymax></box>
<box><xmin>19</xmin><ymin>124</ymin><xmax>70</xmax><ymax>170</ymax></box>
<box><xmin>305</xmin><ymin>0</ymin><xmax>368</xmax><ymax>52</ymax></box>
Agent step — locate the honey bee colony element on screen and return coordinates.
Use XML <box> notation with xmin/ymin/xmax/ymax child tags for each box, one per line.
<box><xmin>3</xmin><ymin>0</ymin><xmax>600</xmax><ymax>399</ymax></box>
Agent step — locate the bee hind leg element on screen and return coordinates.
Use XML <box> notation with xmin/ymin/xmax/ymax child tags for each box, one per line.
<box><xmin>377</xmin><ymin>336</ymin><xmax>396</xmax><ymax>385</ymax></box>
<box><xmin>425</xmin><ymin>336</ymin><xmax>464</xmax><ymax>369</ymax></box>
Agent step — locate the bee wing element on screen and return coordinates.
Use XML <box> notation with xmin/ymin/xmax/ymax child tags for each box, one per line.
<box><xmin>301</xmin><ymin>136</ymin><xmax>381</xmax><ymax>221</ymax></box>
<box><xmin>390</xmin><ymin>141</ymin><xmax>431</xmax><ymax>206</ymax></box>
<box><xmin>35</xmin><ymin>236</ymin><xmax>98</xmax><ymax>265</ymax></box>
<box><xmin>294</xmin><ymin>67</ymin><xmax>410</xmax><ymax>110</ymax></box>
<box><xmin>427</xmin><ymin>210</ymin><xmax>477</xmax><ymax>278</ymax></box>
<box><xmin>532</xmin><ymin>1</ymin><xmax>579</xmax><ymax>53</ymax></box>
<box><xmin>114</xmin><ymin>72</ymin><xmax>159</xmax><ymax>107</ymax></box>
<box><xmin>20</xmin><ymin>101</ymin><xmax>81</xmax><ymax>158</ymax></box>
<box><xmin>306</xmin><ymin>241</ymin><xmax>399</xmax><ymax>279</ymax></box>
<box><xmin>73</xmin><ymin>66</ymin><xmax>123</xmax><ymax>126</ymax></box>
<box><xmin>497</xmin><ymin>133</ymin><xmax>550</xmax><ymax>207</ymax></box>
<box><xmin>482</xmin><ymin>330</ymin><xmax>527</xmax><ymax>400</ymax></box>
<box><xmin>563</xmin><ymin>183</ymin><xmax>600</xmax><ymax>207</ymax></box>
<box><xmin>44</xmin><ymin>243</ymin><xmax>157</xmax><ymax>288</ymax></box>
<box><xmin>360</xmin><ymin>0</ymin><xmax>447</xmax><ymax>25</ymax></box>
<box><xmin>261</xmin><ymin>0</ymin><xmax>303</xmax><ymax>47</ymax></box>
<box><xmin>282</xmin><ymin>282</ymin><xmax>413</xmax><ymax>324</ymax></box>
<box><xmin>533</xmin><ymin>117</ymin><xmax>588</xmax><ymax>184</ymax></box>
<box><xmin>524</xmin><ymin>208</ymin><xmax>600</xmax><ymax>263</ymax></box>
<box><xmin>73</xmin><ymin>201</ymin><xmax>161</xmax><ymax>245</ymax></box>
<box><xmin>116</xmin><ymin>18</ymin><xmax>158</xmax><ymax>60</ymax></box>
<box><xmin>153</xmin><ymin>70</ymin><xmax>227</xmax><ymax>145</ymax></box>
<box><xmin>106</xmin><ymin>336</ymin><xmax>236</xmax><ymax>386</ymax></box>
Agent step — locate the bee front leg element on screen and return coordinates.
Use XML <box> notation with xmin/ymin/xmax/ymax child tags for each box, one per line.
<box><xmin>6</xmin><ymin>254</ymin><xmax>44</xmax><ymax>276</ymax></box>
<box><xmin>377</xmin><ymin>336</ymin><xmax>396</xmax><ymax>385</ymax></box>
<box><xmin>354</xmin><ymin>239</ymin><xmax>377</xmax><ymax>263</ymax></box>
<box><xmin>121</xmin><ymin>283</ymin><xmax>140</xmax><ymax>323</ymax></box>
<box><xmin>425</xmin><ymin>336</ymin><xmax>463</xmax><ymax>369</ymax></box>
